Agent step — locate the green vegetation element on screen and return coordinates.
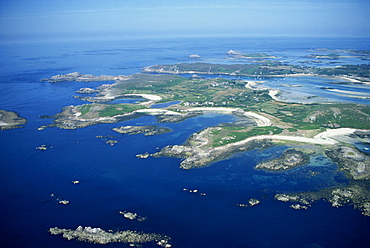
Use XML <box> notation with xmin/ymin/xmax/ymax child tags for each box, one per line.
<box><xmin>237</xmin><ymin>53</ymin><xmax>275</xmax><ymax>58</ymax></box>
<box><xmin>210</xmin><ymin>126</ymin><xmax>283</xmax><ymax>147</ymax></box>
<box><xmin>258</xmin><ymin>102</ymin><xmax>370</xmax><ymax>130</ymax></box>
<box><xmin>110</xmin><ymin>73</ymin><xmax>273</xmax><ymax>108</ymax></box>
<box><xmin>77</xmin><ymin>104</ymin><xmax>92</xmax><ymax>115</ymax></box>
<box><xmin>147</xmin><ymin>62</ymin><xmax>370</xmax><ymax>78</ymax></box>
<box><xmin>98</xmin><ymin>104</ymin><xmax>144</xmax><ymax>117</ymax></box>
<box><xmin>312</xmin><ymin>64</ymin><xmax>370</xmax><ymax>77</ymax></box>
<box><xmin>147</xmin><ymin>62</ymin><xmax>306</xmax><ymax>76</ymax></box>
<box><xmin>71</xmin><ymin>60</ymin><xmax>369</xmax><ymax>133</ymax></box>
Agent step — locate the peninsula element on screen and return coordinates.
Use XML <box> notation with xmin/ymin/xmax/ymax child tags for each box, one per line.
<box><xmin>0</xmin><ymin>110</ymin><xmax>27</xmax><ymax>130</ymax></box>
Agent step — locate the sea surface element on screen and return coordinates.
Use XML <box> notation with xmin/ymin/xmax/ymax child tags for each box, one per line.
<box><xmin>0</xmin><ymin>36</ymin><xmax>370</xmax><ymax>248</ymax></box>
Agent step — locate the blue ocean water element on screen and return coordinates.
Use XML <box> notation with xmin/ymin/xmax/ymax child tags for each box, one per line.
<box><xmin>1</xmin><ymin>37</ymin><xmax>370</xmax><ymax>248</ymax></box>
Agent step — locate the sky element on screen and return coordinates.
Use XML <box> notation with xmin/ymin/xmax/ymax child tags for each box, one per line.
<box><xmin>0</xmin><ymin>0</ymin><xmax>369</xmax><ymax>41</ymax></box>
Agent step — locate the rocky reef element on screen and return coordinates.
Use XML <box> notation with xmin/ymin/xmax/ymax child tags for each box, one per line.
<box><xmin>76</xmin><ymin>87</ymin><xmax>99</xmax><ymax>94</ymax></box>
<box><xmin>275</xmin><ymin>183</ymin><xmax>370</xmax><ymax>216</ymax></box>
<box><xmin>49</xmin><ymin>226</ymin><xmax>171</xmax><ymax>247</ymax></box>
<box><xmin>113</xmin><ymin>125</ymin><xmax>172</xmax><ymax>136</ymax></box>
<box><xmin>0</xmin><ymin>110</ymin><xmax>27</xmax><ymax>130</ymax></box>
<box><xmin>255</xmin><ymin>148</ymin><xmax>310</xmax><ymax>171</ymax></box>
<box><xmin>325</xmin><ymin>146</ymin><xmax>370</xmax><ymax>180</ymax></box>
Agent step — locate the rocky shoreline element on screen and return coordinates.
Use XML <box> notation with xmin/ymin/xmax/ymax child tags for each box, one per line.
<box><xmin>255</xmin><ymin>148</ymin><xmax>310</xmax><ymax>171</ymax></box>
<box><xmin>142</xmin><ymin>126</ymin><xmax>274</xmax><ymax>169</ymax></box>
<box><xmin>41</xmin><ymin>72</ymin><xmax>128</xmax><ymax>83</ymax></box>
<box><xmin>49</xmin><ymin>226</ymin><xmax>171</xmax><ymax>247</ymax></box>
<box><xmin>0</xmin><ymin>110</ymin><xmax>27</xmax><ymax>130</ymax></box>
<box><xmin>275</xmin><ymin>183</ymin><xmax>370</xmax><ymax>216</ymax></box>
<box><xmin>113</xmin><ymin>125</ymin><xmax>172</xmax><ymax>136</ymax></box>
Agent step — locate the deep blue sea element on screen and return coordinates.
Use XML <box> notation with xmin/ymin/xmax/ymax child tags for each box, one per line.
<box><xmin>1</xmin><ymin>36</ymin><xmax>370</xmax><ymax>248</ymax></box>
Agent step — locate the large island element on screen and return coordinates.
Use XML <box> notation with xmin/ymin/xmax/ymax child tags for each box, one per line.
<box><xmin>41</xmin><ymin>54</ymin><xmax>370</xmax><ymax>216</ymax></box>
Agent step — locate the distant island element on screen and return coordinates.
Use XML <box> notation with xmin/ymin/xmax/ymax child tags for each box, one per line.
<box><xmin>40</xmin><ymin>52</ymin><xmax>370</xmax><ymax>216</ymax></box>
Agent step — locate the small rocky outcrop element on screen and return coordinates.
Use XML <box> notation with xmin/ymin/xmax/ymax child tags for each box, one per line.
<box><xmin>113</xmin><ymin>125</ymin><xmax>172</xmax><ymax>136</ymax></box>
<box><xmin>255</xmin><ymin>148</ymin><xmax>309</xmax><ymax>171</ymax></box>
<box><xmin>119</xmin><ymin>211</ymin><xmax>147</xmax><ymax>221</ymax></box>
<box><xmin>76</xmin><ymin>87</ymin><xmax>99</xmax><ymax>94</ymax></box>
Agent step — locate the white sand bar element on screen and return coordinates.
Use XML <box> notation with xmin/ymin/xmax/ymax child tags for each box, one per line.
<box><xmin>124</xmin><ymin>94</ymin><xmax>162</xmax><ymax>101</ymax></box>
<box><xmin>186</xmin><ymin>107</ymin><xmax>271</xmax><ymax>127</ymax></box>
<box><xmin>216</xmin><ymin>128</ymin><xmax>362</xmax><ymax>152</ymax></box>
<box><xmin>314</xmin><ymin>128</ymin><xmax>357</xmax><ymax>141</ymax></box>
<box><xmin>135</xmin><ymin>109</ymin><xmax>183</xmax><ymax>115</ymax></box>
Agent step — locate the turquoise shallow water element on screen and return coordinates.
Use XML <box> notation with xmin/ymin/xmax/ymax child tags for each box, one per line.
<box><xmin>0</xmin><ymin>37</ymin><xmax>370</xmax><ymax>248</ymax></box>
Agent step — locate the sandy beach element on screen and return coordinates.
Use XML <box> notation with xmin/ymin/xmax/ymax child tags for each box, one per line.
<box><xmin>124</xmin><ymin>93</ymin><xmax>162</xmax><ymax>101</ymax></box>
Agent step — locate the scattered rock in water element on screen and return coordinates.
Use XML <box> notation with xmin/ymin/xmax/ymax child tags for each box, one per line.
<box><xmin>183</xmin><ymin>188</ymin><xmax>206</xmax><ymax>195</ymax></box>
<box><xmin>36</xmin><ymin>144</ymin><xmax>50</xmax><ymax>151</ymax></box>
<box><xmin>248</xmin><ymin>198</ymin><xmax>261</xmax><ymax>206</ymax></box>
<box><xmin>289</xmin><ymin>203</ymin><xmax>309</xmax><ymax>210</ymax></box>
<box><xmin>50</xmin><ymin>194</ymin><xmax>70</xmax><ymax>205</ymax></box>
<box><xmin>120</xmin><ymin>211</ymin><xmax>137</xmax><ymax>220</ymax></box>
<box><xmin>119</xmin><ymin>211</ymin><xmax>147</xmax><ymax>221</ymax></box>
<box><xmin>238</xmin><ymin>198</ymin><xmax>261</xmax><ymax>207</ymax></box>
<box><xmin>58</xmin><ymin>200</ymin><xmax>70</xmax><ymax>205</ymax></box>
<box><xmin>136</xmin><ymin>153</ymin><xmax>150</xmax><ymax>159</ymax></box>
<box><xmin>106</xmin><ymin>140</ymin><xmax>118</xmax><ymax>146</ymax></box>
<box><xmin>49</xmin><ymin>226</ymin><xmax>171</xmax><ymax>247</ymax></box>
<box><xmin>96</xmin><ymin>135</ymin><xmax>119</xmax><ymax>146</ymax></box>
